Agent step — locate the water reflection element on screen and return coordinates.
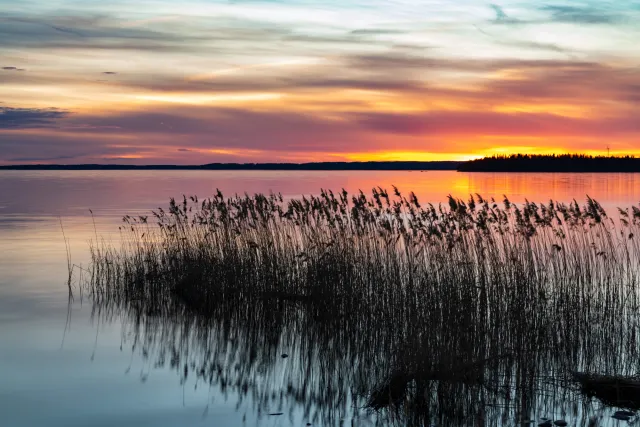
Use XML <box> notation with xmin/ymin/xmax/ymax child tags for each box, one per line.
<box><xmin>3</xmin><ymin>170</ymin><xmax>640</xmax><ymax>217</ymax></box>
<box><xmin>5</xmin><ymin>171</ymin><xmax>640</xmax><ymax>426</ymax></box>
<box><xmin>84</xmin><ymin>190</ymin><xmax>640</xmax><ymax>427</ymax></box>
<box><xmin>89</xmin><ymin>287</ymin><xmax>640</xmax><ymax>426</ymax></box>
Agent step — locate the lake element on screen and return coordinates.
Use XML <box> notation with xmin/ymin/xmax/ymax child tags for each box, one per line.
<box><xmin>2</xmin><ymin>170</ymin><xmax>640</xmax><ymax>427</ymax></box>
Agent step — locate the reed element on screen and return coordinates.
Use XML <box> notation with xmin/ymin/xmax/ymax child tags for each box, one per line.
<box><xmin>85</xmin><ymin>189</ymin><xmax>640</xmax><ymax>426</ymax></box>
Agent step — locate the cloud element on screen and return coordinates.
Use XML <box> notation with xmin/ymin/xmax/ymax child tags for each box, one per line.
<box><xmin>103</xmin><ymin>69</ymin><xmax>427</xmax><ymax>94</ymax></box>
<box><xmin>0</xmin><ymin>130</ymin><xmax>146</xmax><ymax>163</ymax></box>
<box><xmin>489</xmin><ymin>4</ymin><xmax>520</xmax><ymax>23</ymax></box>
<box><xmin>539</xmin><ymin>5</ymin><xmax>621</xmax><ymax>24</ymax></box>
<box><xmin>0</xmin><ymin>13</ymin><xmax>206</xmax><ymax>52</ymax></box>
<box><xmin>350</xmin><ymin>29</ymin><xmax>405</xmax><ymax>36</ymax></box>
<box><xmin>353</xmin><ymin>110</ymin><xmax>640</xmax><ymax>137</ymax></box>
<box><xmin>0</xmin><ymin>107</ymin><xmax>69</xmax><ymax>129</ymax></box>
<box><xmin>2</xmin><ymin>101</ymin><xmax>639</xmax><ymax>164</ymax></box>
<box><xmin>483</xmin><ymin>62</ymin><xmax>640</xmax><ymax>103</ymax></box>
<box><xmin>347</xmin><ymin>53</ymin><xmax>594</xmax><ymax>75</ymax></box>
<box><xmin>0</xmin><ymin>9</ymin><xmax>402</xmax><ymax>59</ymax></box>
<box><xmin>27</xmin><ymin>56</ymin><xmax>638</xmax><ymax>148</ymax></box>
<box><xmin>485</xmin><ymin>3</ymin><xmax>625</xmax><ymax>27</ymax></box>
<box><xmin>101</xmin><ymin>53</ymin><xmax>629</xmax><ymax>100</ymax></box>
<box><xmin>1</xmin><ymin>2</ymin><xmax>638</xmax><ymax>164</ymax></box>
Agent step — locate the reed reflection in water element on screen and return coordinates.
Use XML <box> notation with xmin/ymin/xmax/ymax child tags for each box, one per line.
<box><xmin>82</xmin><ymin>188</ymin><xmax>640</xmax><ymax>426</ymax></box>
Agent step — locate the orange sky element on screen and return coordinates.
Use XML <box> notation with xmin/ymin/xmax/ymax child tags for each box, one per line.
<box><xmin>1</xmin><ymin>1</ymin><xmax>639</xmax><ymax>164</ymax></box>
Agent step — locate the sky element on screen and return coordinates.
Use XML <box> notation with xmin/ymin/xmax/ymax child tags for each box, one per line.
<box><xmin>1</xmin><ymin>0</ymin><xmax>639</xmax><ymax>164</ymax></box>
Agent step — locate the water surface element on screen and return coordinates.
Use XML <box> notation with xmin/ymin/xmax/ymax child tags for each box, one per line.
<box><xmin>2</xmin><ymin>170</ymin><xmax>640</xmax><ymax>426</ymax></box>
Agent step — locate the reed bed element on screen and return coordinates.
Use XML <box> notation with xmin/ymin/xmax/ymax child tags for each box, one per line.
<box><xmin>85</xmin><ymin>188</ymin><xmax>640</xmax><ymax>426</ymax></box>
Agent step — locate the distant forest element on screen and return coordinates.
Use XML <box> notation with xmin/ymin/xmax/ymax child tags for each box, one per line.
<box><xmin>0</xmin><ymin>161</ymin><xmax>461</xmax><ymax>171</ymax></box>
<box><xmin>457</xmin><ymin>154</ymin><xmax>640</xmax><ymax>172</ymax></box>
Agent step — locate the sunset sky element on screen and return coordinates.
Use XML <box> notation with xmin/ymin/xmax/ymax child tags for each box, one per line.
<box><xmin>1</xmin><ymin>0</ymin><xmax>639</xmax><ymax>164</ymax></box>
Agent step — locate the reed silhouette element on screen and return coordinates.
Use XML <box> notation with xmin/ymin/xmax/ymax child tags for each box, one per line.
<box><xmin>84</xmin><ymin>189</ymin><xmax>640</xmax><ymax>426</ymax></box>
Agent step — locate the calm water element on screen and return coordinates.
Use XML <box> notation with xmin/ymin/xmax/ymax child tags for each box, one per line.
<box><xmin>2</xmin><ymin>170</ymin><xmax>640</xmax><ymax>427</ymax></box>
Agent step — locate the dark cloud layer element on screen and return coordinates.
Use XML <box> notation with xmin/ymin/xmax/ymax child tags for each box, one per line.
<box><xmin>0</xmin><ymin>107</ymin><xmax>69</xmax><ymax>129</ymax></box>
<box><xmin>0</xmin><ymin>131</ymin><xmax>144</xmax><ymax>163</ymax></box>
<box><xmin>0</xmin><ymin>14</ymin><xmax>206</xmax><ymax>52</ymax></box>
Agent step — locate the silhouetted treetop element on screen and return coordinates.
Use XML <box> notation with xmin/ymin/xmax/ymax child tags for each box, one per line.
<box><xmin>457</xmin><ymin>154</ymin><xmax>640</xmax><ymax>172</ymax></box>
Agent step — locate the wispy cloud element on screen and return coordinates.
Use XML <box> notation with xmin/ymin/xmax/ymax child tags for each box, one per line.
<box><xmin>539</xmin><ymin>5</ymin><xmax>622</xmax><ymax>24</ymax></box>
<box><xmin>0</xmin><ymin>13</ymin><xmax>203</xmax><ymax>52</ymax></box>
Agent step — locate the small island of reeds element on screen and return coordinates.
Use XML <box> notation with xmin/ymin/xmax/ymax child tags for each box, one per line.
<box><xmin>458</xmin><ymin>154</ymin><xmax>640</xmax><ymax>172</ymax></box>
<box><xmin>83</xmin><ymin>188</ymin><xmax>640</xmax><ymax>426</ymax></box>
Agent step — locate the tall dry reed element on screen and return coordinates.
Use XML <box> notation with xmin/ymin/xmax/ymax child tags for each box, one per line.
<box><xmin>85</xmin><ymin>189</ymin><xmax>640</xmax><ymax>426</ymax></box>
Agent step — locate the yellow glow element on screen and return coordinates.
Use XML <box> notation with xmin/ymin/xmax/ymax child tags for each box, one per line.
<box><xmin>493</xmin><ymin>104</ymin><xmax>592</xmax><ymax>118</ymax></box>
<box><xmin>344</xmin><ymin>151</ymin><xmax>476</xmax><ymax>162</ymax></box>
